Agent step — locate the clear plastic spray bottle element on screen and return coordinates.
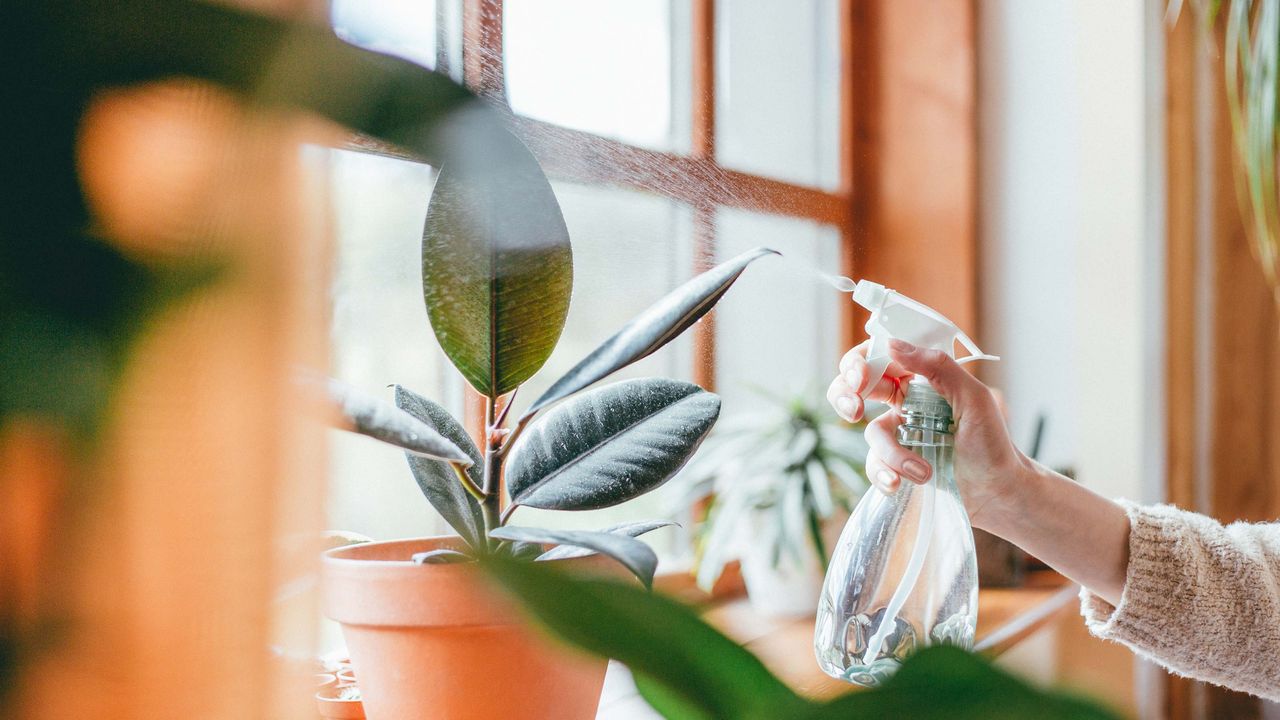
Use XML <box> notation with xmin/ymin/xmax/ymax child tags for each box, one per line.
<box><xmin>814</xmin><ymin>280</ymin><xmax>997</xmax><ymax>687</ymax></box>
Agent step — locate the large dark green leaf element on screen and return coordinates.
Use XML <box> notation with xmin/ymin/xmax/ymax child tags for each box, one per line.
<box><xmin>810</xmin><ymin>646</ymin><xmax>1118</xmax><ymax>720</ymax></box>
<box><xmin>488</xmin><ymin>526</ymin><xmax>659</xmax><ymax>588</ymax></box>
<box><xmin>393</xmin><ymin>385</ymin><xmax>486</xmax><ymax>550</ymax></box>
<box><xmin>482</xmin><ymin>559</ymin><xmax>1123</xmax><ymax>720</ymax></box>
<box><xmin>523</xmin><ymin>247</ymin><xmax>777</xmax><ymax>417</ymax></box>
<box><xmin>325</xmin><ymin>378</ymin><xmax>472</xmax><ymax>464</ymax></box>
<box><xmin>507</xmin><ymin>378</ymin><xmax>720</xmax><ymax>511</ymax></box>
<box><xmin>422</xmin><ymin>131</ymin><xmax>572</xmax><ymax>398</ymax></box>
<box><xmin>482</xmin><ymin>555</ymin><xmax>810</xmax><ymax>720</ymax></box>
<box><xmin>535</xmin><ymin>520</ymin><xmax>675</xmax><ymax>562</ymax></box>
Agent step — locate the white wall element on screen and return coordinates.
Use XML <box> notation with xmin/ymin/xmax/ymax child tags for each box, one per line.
<box><xmin>979</xmin><ymin>0</ymin><xmax>1159</xmax><ymax>504</ymax></box>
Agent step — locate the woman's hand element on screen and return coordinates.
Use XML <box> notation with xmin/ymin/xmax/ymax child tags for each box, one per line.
<box><xmin>826</xmin><ymin>338</ymin><xmax>1030</xmax><ymax>530</ymax></box>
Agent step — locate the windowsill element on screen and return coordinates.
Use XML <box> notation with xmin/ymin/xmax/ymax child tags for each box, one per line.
<box><xmin>598</xmin><ymin>569</ymin><xmax>1078</xmax><ymax>716</ymax></box>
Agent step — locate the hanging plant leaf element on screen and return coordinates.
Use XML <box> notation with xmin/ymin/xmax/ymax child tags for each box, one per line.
<box><xmin>536</xmin><ymin>520</ymin><xmax>676</xmax><ymax>562</ymax></box>
<box><xmin>324</xmin><ymin>377</ymin><xmax>472</xmax><ymax>464</ymax></box>
<box><xmin>421</xmin><ymin>132</ymin><xmax>572</xmax><ymax>398</ymax></box>
<box><xmin>488</xmin><ymin>526</ymin><xmax>660</xmax><ymax>588</ymax></box>
<box><xmin>394</xmin><ymin>385</ymin><xmax>485</xmax><ymax>550</ymax></box>
<box><xmin>507</xmin><ymin>378</ymin><xmax>720</xmax><ymax>511</ymax></box>
<box><xmin>523</xmin><ymin>247</ymin><xmax>777</xmax><ymax>417</ymax></box>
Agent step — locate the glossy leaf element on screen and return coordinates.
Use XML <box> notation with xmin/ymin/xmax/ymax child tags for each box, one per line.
<box><xmin>507</xmin><ymin>378</ymin><xmax>720</xmax><ymax>511</ymax></box>
<box><xmin>422</xmin><ymin>131</ymin><xmax>572</xmax><ymax>398</ymax></box>
<box><xmin>524</xmin><ymin>247</ymin><xmax>778</xmax><ymax>417</ymax></box>
<box><xmin>488</xmin><ymin>526</ymin><xmax>659</xmax><ymax>588</ymax></box>
<box><xmin>812</xmin><ymin>646</ymin><xmax>1119</xmax><ymax>719</ymax></box>
<box><xmin>412</xmin><ymin>549</ymin><xmax>473</xmax><ymax>564</ymax></box>
<box><xmin>483</xmin><ymin>558</ymin><xmax>1122</xmax><ymax>720</ymax></box>
<box><xmin>325</xmin><ymin>378</ymin><xmax>472</xmax><ymax>464</ymax></box>
<box><xmin>483</xmin><ymin>555</ymin><xmax>810</xmax><ymax>719</ymax></box>
<box><xmin>498</xmin><ymin>541</ymin><xmax>545</xmax><ymax>561</ymax></box>
<box><xmin>393</xmin><ymin>385</ymin><xmax>486</xmax><ymax>550</ymax></box>
<box><xmin>536</xmin><ymin>520</ymin><xmax>676</xmax><ymax>562</ymax></box>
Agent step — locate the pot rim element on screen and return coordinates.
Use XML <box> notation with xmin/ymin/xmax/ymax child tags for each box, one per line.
<box><xmin>322</xmin><ymin>534</ymin><xmax>473</xmax><ymax>566</ymax></box>
<box><xmin>321</xmin><ymin>535</ymin><xmax>520</xmax><ymax>627</ymax></box>
<box><xmin>321</xmin><ymin>535</ymin><xmax>623</xmax><ymax>628</ymax></box>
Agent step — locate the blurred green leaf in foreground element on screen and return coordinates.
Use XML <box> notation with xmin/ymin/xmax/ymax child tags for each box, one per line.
<box><xmin>484</xmin><ymin>556</ymin><xmax>1119</xmax><ymax>720</ymax></box>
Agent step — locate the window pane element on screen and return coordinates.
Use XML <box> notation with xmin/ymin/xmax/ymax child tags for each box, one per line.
<box><xmin>506</xmin><ymin>183</ymin><xmax>693</xmax><ymax>555</ymax></box>
<box><xmin>327</xmin><ymin>150</ymin><xmax>467</xmax><ymax>540</ymax></box>
<box><xmin>331</xmin><ymin>0</ymin><xmax>462</xmax><ymax>77</ymax></box>
<box><xmin>505</xmin><ymin>0</ymin><xmax>689</xmax><ymax>152</ymax></box>
<box><xmin>714</xmin><ymin>208</ymin><xmax>842</xmax><ymax>419</ymax></box>
<box><xmin>716</xmin><ymin>0</ymin><xmax>839</xmax><ymax>189</ymax></box>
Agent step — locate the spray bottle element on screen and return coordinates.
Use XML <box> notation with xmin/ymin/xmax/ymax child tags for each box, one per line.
<box><xmin>813</xmin><ymin>280</ymin><xmax>998</xmax><ymax>687</ymax></box>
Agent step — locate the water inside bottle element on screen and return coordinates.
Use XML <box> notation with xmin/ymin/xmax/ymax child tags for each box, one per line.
<box><xmin>814</xmin><ymin>432</ymin><xmax>978</xmax><ymax>687</ymax></box>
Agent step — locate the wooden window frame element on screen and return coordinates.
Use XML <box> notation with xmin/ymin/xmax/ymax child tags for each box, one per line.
<box><xmin>347</xmin><ymin>0</ymin><xmax>861</xmax><ymax>426</ymax></box>
<box><xmin>342</xmin><ymin>0</ymin><xmax>977</xmax><ymax>439</ymax></box>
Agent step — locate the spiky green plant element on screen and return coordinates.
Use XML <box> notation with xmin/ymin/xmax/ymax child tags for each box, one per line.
<box><xmin>669</xmin><ymin>394</ymin><xmax>868</xmax><ymax>591</ymax></box>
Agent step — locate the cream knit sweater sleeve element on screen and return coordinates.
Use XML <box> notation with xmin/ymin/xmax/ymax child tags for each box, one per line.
<box><xmin>1079</xmin><ymin>501</ymin><xmax>1280</xmax><ymax>700</ymax></box>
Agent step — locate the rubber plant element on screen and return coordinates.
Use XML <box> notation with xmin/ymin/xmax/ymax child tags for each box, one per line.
<box><xmin>335</xmin><ymin>140</ymin><xmax>778</xmax><ymax>585</ymax></box>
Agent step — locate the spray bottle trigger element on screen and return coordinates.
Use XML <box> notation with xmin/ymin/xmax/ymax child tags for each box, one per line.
<box><xmin>859</xmin><ymin>355</ymin><xmax>893</xmax><ymax>400</ymax></box>
<box><xmin>954</xmin><ymin>330</ymin><xmax>1000</xmax><ymax>366</ymax></box>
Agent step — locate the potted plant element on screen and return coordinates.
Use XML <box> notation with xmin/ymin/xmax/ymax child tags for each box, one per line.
<box><xmin>671</xmin><ymin>395</ymin><xmax>868</xmax><ymax>616</ymax></box>
<box><xmin>321</xmin><ymin>117</ymin><xmax>777</xmax><ymax>720</ymax></box>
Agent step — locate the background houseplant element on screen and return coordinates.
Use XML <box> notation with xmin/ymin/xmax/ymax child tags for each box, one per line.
<box><xmin>671</xmin><ymin>394</ymin><xmax>867</xmax><ymax>616</ymax></box>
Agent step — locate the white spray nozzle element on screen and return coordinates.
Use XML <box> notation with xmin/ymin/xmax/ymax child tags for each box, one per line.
<box><xmin>852</xmin><ymin>279</ymin><xmax>887</xmax><ymax>308</ymax></box>
<box><xmin>849</xmin><ymin>279</ymin><xmax>998</xmax><ymax>401</ymax></box>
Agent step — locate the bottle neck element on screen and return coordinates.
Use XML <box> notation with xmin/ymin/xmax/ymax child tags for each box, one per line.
<box><xmin>896</xmin><ymin>378</ymin><xmax>953</xmax><ymax>448</ymax></box>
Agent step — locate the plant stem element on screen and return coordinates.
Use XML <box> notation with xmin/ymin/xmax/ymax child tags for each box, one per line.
<box><xmin>480</xmin><ymin>395</ymin><xmax>503</xmax><ymax>546</ymax></box>
<box><xmin>499</xmin><ymin>412</ymin><xmax>535</xmax><ymax>457</ymax></box>
<box><xmin>450</xmin><ymin>461</ymin><xmax>486</xmax><ymax>503</ymax></box>
<box><xmin>494</xmin><ymin>386</ymin><xmax>518</xmax><ymax>428</ymax></box>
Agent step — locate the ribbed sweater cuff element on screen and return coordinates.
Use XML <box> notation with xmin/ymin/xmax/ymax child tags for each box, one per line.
<box><xmin>1079</xmin><ymin>500</ymin><xmax>1191</xmax><ymax>657</ymax></box>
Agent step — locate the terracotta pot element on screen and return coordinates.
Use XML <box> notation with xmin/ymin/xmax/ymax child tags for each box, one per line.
<box><xmin>322</xmin><ymin>537</ymin><xmax>610</xmax><ymax>720</ymax></box>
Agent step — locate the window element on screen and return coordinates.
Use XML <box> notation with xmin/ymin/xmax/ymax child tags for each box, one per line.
<box><xmin>326</xmin><ymin>0</ymin><xmax>855</xmax><ymax>554</ymax></box>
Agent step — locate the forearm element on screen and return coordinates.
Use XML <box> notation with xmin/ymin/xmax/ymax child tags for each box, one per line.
<box><xmin>977</xmin><ymin>461</ymin><xmax>1130</xmax><ymax>605</ymax></box>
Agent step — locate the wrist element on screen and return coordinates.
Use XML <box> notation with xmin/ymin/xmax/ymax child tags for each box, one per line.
<box><xmin>970</xmin><ymin>453</ymin><xmax>1044</xmax><ymax>538</ymax></box>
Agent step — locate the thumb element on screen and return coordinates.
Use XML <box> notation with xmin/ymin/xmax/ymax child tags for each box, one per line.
<box><xmin>887</xmin><ymin>339</ymin><xmax>981</xmax><ymax>407</ymax></box>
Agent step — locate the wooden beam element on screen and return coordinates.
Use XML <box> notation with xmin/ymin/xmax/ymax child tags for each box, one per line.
<box><xmin>691</xmin><ymin>0</ymin><xmax>715</xmax><ymax>160</ymax></box>
<box><xmin>690</xmin><ymin>0</ymin><xmax>717</xmax><ymax>391</ymax></box>
<box><xmin>460</xmin><ymin>0</ymin><xmax>505</xmax><ymax>440</ymax></box>
<box><xmin>346</xmin><ymin>122</ymin><xmax>850</xmax><ymax>229</ymax></box>
<box><xmin>838</xmin><ymin>0</ymin><xmax>865</xmax><ymax>348</ymax></box>
<box><xmin>462</xmin><ymin>0</ymin><xmax>504</xmax><ymax>100</ymax></box>
<box><xmin>851</xmin><ymin>0</ymin><xmax>978</xmax><ymax>335</ymax></box>
<box><xmin>1164</xmin><ymin>7</ymin><xmax>1280</xmax><ymax>717</ymax></box>
<box><xmin>692</xmin><ymin>207</ymin><xmax>716</xmax><ymax>391</ymax></box>
<box><xmin>1163</xmin><ymin>13</ymin><xmax>1199</xmax><ymax>719</ymax></box>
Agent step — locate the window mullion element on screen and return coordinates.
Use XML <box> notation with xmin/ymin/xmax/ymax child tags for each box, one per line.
<box><xmin>691</xmin><ymin>0</ymin><xmax>717</xmax><ymax>391</ymax></box>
